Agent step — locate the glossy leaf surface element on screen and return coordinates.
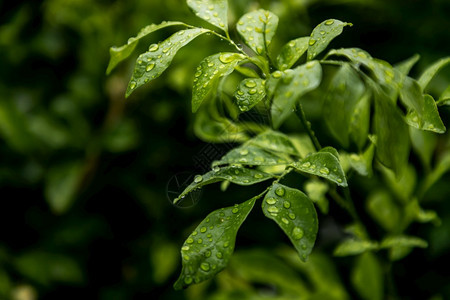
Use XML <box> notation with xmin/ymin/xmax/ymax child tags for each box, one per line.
<box><xmin>187</xmin><ymin>0</ymin><xmax>228</xmax><ymax>32</ymax></box>
<box><xmin>276</xmin><ymin>37</ymin><xmax>309</xmax><ymax>70</ymax></box>
<box><xmin>234</xmin><ymin>78</ymin><xmax>266</xmax><ymax>111</ymax></box>
<box><xmin>174</xmin><ymin>196</ymin><xmax>256</xmax><ymax>289</ymax></box>
<box><xmin>214</xmin><ymin>145</ymin><xmax>289</xmax><ymax>166</ymax></box>
<box><xmin>262</xmin><ymin>183</ymin><xmax>318</xmax><ymax>262</ymax></box>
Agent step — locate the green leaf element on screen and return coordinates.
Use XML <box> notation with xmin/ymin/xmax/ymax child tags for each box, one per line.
<box><xmin>214</xmin><ymin>145</ymin><xmax>290</xmax><ymax>166</ymax></box>
<box><xmin>417</xmin><ymin>57</ymin><xmax>450</xmax><ymax>90</ymax></box>
<box><xmin>405</xmin><ymin>94</ymin><xmax>446</xmax><ymax>133</ymax></box>
<box><xmin>265</xmin><ymin>70</ymin><xmax>283</xmax><ymax>101</ymax></box>
<box><xmin>304</xmin><ymin>179</ymin><xmax>329</xmax><ymax>214</ymax></box>
<box><xmin>276</xmin><ymin>37</ymin><xmax>309</xmax><ymax>71</ymax></box>
<box><xmin>400</xmin><ymin>76</ymin><xmax>446</xmax><ymax>133</ymax></box>
<box><xmin>380</xmin><ymin>235</ymin><xmax>428</xmax><ymax>261</ymax></box>
<box><xmin>288</xmin><ymin>134</ymin><xmax>316</xmax><ymax>158</ymax></box>
<box><xmin>187</xmin><ymin>0</ymin><xmax>228</xmax><ymax>32</ymax></box>
<box><xmin>45</xmin><ymin>161</ymin><xmax>83</xmax><ymax>214</ymax></box>
<box><xmin>174</xmin><ymin>166</ymin><xmax>274</xmax><ymax>204</ymax></box>
<box><xmin>373</xmin><ymin>88</ymin><xmax>410</xmax><ymax>175</ymax></box>
<box><xmin>262</xmin><ymin>183</ymin><xmax>318</xmax><ymax>262</ymax></box>
<box><xmin>248</xmin><ymin>130</ymin><xmax>299</xmax><ymax>156</ymax></box>
<box><xmin>234</xmin><ymin>78</ymin><xmax>266</xmax><ymax>111</ymax></box>
<box><xmin>334</xmin><ymin>239</ymin><xmax>379</xmax><ymax>256</ymax></box>
<box><xmin>366</xmin><ymin>190</ymin><xmax>402</xmax><ymax>232</ymax></box>
<box><xmin>380</xmin><ymin>164</ymin><xmax>416</xmax><ymax>204</ymax></box>
<box><xmin>348</xmin><ymin>143</ymin><xmax>375</xmax><ymax>177</ymax></box>
<box><xmin>349</xmin><ymin>90</ymin><xmax>371</xmax><ymax>150</ymax></box>
<box><xmin>236</xmin><ymin>9</ymin><xmax>279</xmax><ymax>55</ymax></box>
<box><xmin>436</xmin><ymin>85</ymin><xmax>450</xmax><ymax>106</ymax></box>
<box><xmin>351</xmin><ymin>253</ymin><xmax>384</xmax><ymax>300</ymax></box>
<box><xmin>271</xmin><ymin>61</ymin><xmax>322</xmax><ymax>128</ymax></box>
<box><xmin>307</xmin><ymin>19</ymin><xmax>352</xmax><ymax>61</ymax></box>
<box><xmin>292</xmin><ymin>151</ymin><xmax>348</xmax><ymax>186</ymax></box>
<box><xmin>192</xmin><ymin>52</ymin><xmax>246</xmax><ymax>112</ymax></box>
<box><xmin>409</xmin><ymin>126</ymin><xmax>437</xmax><ymax>169</ymax></box>
<box><xmin>394</xmin><ymin>54</ymin><xmax>420</xmax><ymax>75</ymax></box>
<box><xmin>126</xmin><ymin>28</ymin><xmax>208</xmax><ymax>97</ymax></box>
<box><xmin>106</xmin><ymin>21</ymin><xmax>186</xmax><ymax>74</ymax></box>
<box><xmin>174</xmin><ymin>196</ymin><xmax>257</xmax><ymax>289</ymax></box>
<box><xmin>323</xmin><ymin>63</ymin><xmax>366</xmax><ymax>147</ymax></box>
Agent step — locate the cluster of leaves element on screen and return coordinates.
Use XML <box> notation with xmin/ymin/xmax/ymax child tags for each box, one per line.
<box><xmin>108</xmin><ymin>0</ymin><xmax>450</xmax><ymax>293</ymax></box>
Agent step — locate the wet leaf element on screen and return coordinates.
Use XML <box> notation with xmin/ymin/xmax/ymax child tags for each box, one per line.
<box><xmin>292</xmin><ymin>150</ymin><xmax>347</xmax><ymax>187</ymax></box>
<box><xmin>276</xmin><ymin>37</ymin><xmax>309</xmax><ymax>70</ymax></box>
<box><xmin>405</xmin><ymin>94</ymin><xmax>446</xmax><ymax>133</ymax></box>
<box><xmin>126</xmin><ymin>28</ymin><xmax>208</xmax><ymax>97</ymax></box>
<box><xmin>307</xmin><ymin>19</ymin><xmax>352</xmax><ymax>61</ymax></box>
<box><xmin>174</xmin><ymin>196</ymin><xmax>257</xmax><ymax>289</ymax></box>
<box><xmin>248</xmin><ymin>130</ymin><xmax>299</xmax><ymax>156</ymax></box>
<box><xmin>237</xmin><ymin>9</ymin><xmax>279</xmax><ymax>56</ymax></box>
<box><xmin>234</xmin><ymin>78</ymin><xmax>266</xmax><ymax>111</ymax></box>
<box><xmin>187</xmin><ymin>0</ymin><xmax>228</xmax><ymax>32</ymax></box>
<box><xmin>271</xmin><ymin>61</ymin><xmax>322</xmax><ymax>128</ymax></box>
<box><xmin>192</xmin><ymin>52</ymin><xmax>246</xmax><ymax>112</ymax></box>
<box><xmin>213</xmin><ymin>145</ymin><xmax>290</xmax><ymax>166</ymax></box>
<box><xmin>334</xmin><ymin>239</ymin><xmax>379</xmax><ymax>256</ymax></box>
<box><xmin>174</xmin><ymin>166</ymin><xmax>274</xmax><ymax>204</ymax></box>
<box><xmin>351</xmin><ymin>253</ymin><xmax>383</xmax><ymax>300</ymax></box>
<box><xmin>323</xmin><ymin>63</ymin><xmax>366</xmax><ymax>147</ymax></box>
<box><xmin>262</xmin><ymin>183</ymin><xmax>318</xmax><ymax>262</ymax></box>
<box><xmin>373</xmin><ymin>88</ymin><xmax>410</xmax><ymax>175</ymax></box>
<box><xmin>106</xmin><ymin>21</ymin><xmax>186</xmax><ymax>74</ymax></box>
<box><xmin>418</xmin><ymin>57</ymin><xmax>450</xmax><ymax>90</ymax></box>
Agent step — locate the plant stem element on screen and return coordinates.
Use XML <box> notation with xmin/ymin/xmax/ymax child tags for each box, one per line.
<box><xmin>207</xmin><ymin>29</ymin><xmax>247</xmax><ymax>56</ymax></box>
<box><xmin>294</xmin><ymin>102</ymin><xmax>322</xmax><ymax>151</ymax></box>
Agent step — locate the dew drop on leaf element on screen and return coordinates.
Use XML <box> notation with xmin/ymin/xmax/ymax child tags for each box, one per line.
<box><xmin>292</xmin><ymin>227</ymin><xmax>304</xmax><ymax>240</ymax></box>
<box><xmin>275</xmin><ymin>187</ymin><xmax>285</xmax><ymax>196</ymax></box>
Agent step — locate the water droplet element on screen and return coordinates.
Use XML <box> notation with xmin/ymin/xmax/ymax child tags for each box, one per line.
<box><xmin>192</xmin><ymin>231</ymin><xmax>198</xmax><ymax>236</ymax></box>
<box><xmin>254</xmin><ymin>156</ymin><xmax>265</xmax><ymax>162</ymax></box>
<box><xmin>266</xmin><ymin>197</ymin><xmax>277</xmax><ymax>205</ymax></box>
<box><xmin>216</xmin><ymin>252</ymin><xmax>223</xmax><ymax>259</ymax></box>
<box><xmin>207</xmin><ymin>233</ymin><xmax>212</xmax><ymax>238</ymax></box>
<box><xmin>219</xmin><ymin>53</ymin><xmax>235</xmax><ymax>64</ymax></box>
<box><xmin>219</xmin><ymin>23</ymin><xmax>225</xmax><ymax>28</ymax></box>
<box><xmin>238</xmin><ymin>20</ymin><xmax>244</xmax><ymax>25</ymax></box>
<box><xmin>200</xmin><ymin>227</ymin><xmax>207</xmax><ymax>233</ymax></box>
<box><xmin>197</xmin><ymin>238</ymin><xmax>203</xmax><ymax>244</ymax></box>
<box><xmin>146</xmin><ymin>63</ymin><xmax>155</xmax><ymax>72</ymax></box>
<box><xmin>129</xmin><ymin>81</ymin><xmax>137</xmax><ymax>89</ymax></box>
<box><xmin>182</xmin><ymin>246</ymin><xmax>190</xmax><ymax>251</ymax></box>
<box><xmin>184</xmin><ymin>276</ymin><xmax>193</xmax><ymax>285</ymax></box>
<box><xmin>306</xmin><ymin>61</ymin><xmax>316</xmax><ymax>69</ymax></box>
<box><xmin>309</xmin><ymin>39</ymin><xmax>316</xmax><ymax>46</ymax></box>
<box><xmin>213</xmin><ymin>12</ymin><xmax>218</xmax><ymax>17</ymax></box>
<box><xmin>273</xmin><ymin>71</ymin><xmax>283</xmax><ymax>79</ymax></box>
<box><xmin>275</xmin><ymin>187</ymin><xmax>285</xmax><ymax>197</ymax></box>
<box><xmin>256</xmin><ymin>46</ymin><xmax>264</xmax><ymax>54</ymax></box>
<box><xmin>232</xmin><ymin>207</ymin><xmax>239</xmax><ymax>214</ymax></box>
<box><xmin>194</xmin><ymin>175</ymin><xmax>203</xmax><ymax>183</ymax></box>
<box><xmin>223</xmin><ymin>241</ymin><xmax>229</xmax><ymax>248</ymax></box>
<box><xmin>302</xmin><ymin>162</ymin><xmax>311</xmax><ymax>168</ymax></box>
<box><xmin>292</xmin><ymin>227</ymin><xmax>304</xmax><ymax>240</ymax></box>
<box><xmin>320</xmin><ymin>30</ymin><xmax>325</xmax><ymax>35</ymax></box>
<box><xmin>254</xmin><ymin>173</ymin><xmax>263</xmax><ymax>179</ymax></box>
<box><xmin>149</xmin><ymin>44</ymin><xmax>159</xmax><ymax>52</ymax></box>
<box><xmin>337</xmin><ymin>178</ymin><xmax>343</xmax><ymax>183</ymax></box>
<box><xmin>283</xmin><ymin>201</ymin><xmax>291</xmax><ymax>209</ymax></box>
<box><xmin>267</xmin><ymin>206</ymin><xmax>279</xmax><ymax>214</ymax></box>
<box><xmin>186</xmin><ymin>238</ymin><xmax>194</xmax><ymax>244</ymax></box>
<box><xmin>302</xmin><ymin>79</ymin><xmax>310</xmax><ymax>86</ymax></box>
<box><xmin>213</xmin><ymin>166</ymin><xmax>220</xmax><ymax>173</ymax></box>
<box><xmin>288</xmin><ymin>213</ymin><xmax>296</xmax><ymax>220</ymax></box>
<box><xmin>282</xmin><ymin>218</ymin><xmax>289</xmax><ymax>224</ymax></box>
<box><xmin>302</xmin><ymin>245</ymin><xmax>307</xmax><ymax>250</ymax></box>
<box><xmin>319</xmin><ymin>167</ymin><xmax>330</xmax><ymax>175</ymax></box>
<box><xmin>240</xmin><ymin>149</ymin><xmax>249</xmax><ymax>155</ymax></box>
<box><xmin>245</xmin><ymin>80</ymin><xmax>257</xmax><ymax>88</ymax></box>
<box><xmin>205</xmin><ymin>250</ymin><xmax>211</xmax><ymax>257</ymax></box>
<box><xmin>207</xmin><ymin>62</ymin><xmax>214</xmax><ymax>67</ymax></box>
<box><xmin>325</xmin><ymin>19</ymin><xmax>335</xmax><ymax>25</ymax></box>
<box><xmin>200</xmin><ymin>262</ymin><xmax>210</xmax><ymax>271</ymax></box>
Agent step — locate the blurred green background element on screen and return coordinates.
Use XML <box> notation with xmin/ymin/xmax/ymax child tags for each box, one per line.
<box><xmin>1</xmin><ymin>0</ymin><xmax>450</xmax><ymax>299</ymax></box>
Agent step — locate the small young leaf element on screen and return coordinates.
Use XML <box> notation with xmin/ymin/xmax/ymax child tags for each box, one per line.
<box><xmin>174</xmin><ymin>196</ymin><xmax>257</xmax><ymax>289</ymax></box>
<box><xmin>380</xmin><ymin>235</ymin><xmax>428</xmax><ymax>261</ymax></box>
<box><xmin>307</xmin><ymin>19</ymin><xmax>352</xmax><ymax>61</ymax></box>
<box><xmin>237</xmin><ymin>9</ymin><xmax>279</xmax><ymax>55</ymax></box>
<box><xmin>366</xmin><ymin>190</ymin><xmax>402</xmax><ymax>232</ymax></box>
<box><xmin>192</xmin><ymin>52</ymin><xmax>246</xmax><ymax>112</ymax></box>
<box><xmin>248</xmin><ymin>130</ymin><xmax>299</xmax><ymax>156</ymax></box>
<box><xmin>262</xmin><ymin>183</ymin><xmax>318</xmax><ymax>262</ymax></box>
<box><xmin>276</xmin><ymin>37</ymin><xmax>309</xmax><ymax>70</ymax></box>
<box><xmin>323</xmin><ymin>63</ymin><xmax>366</xmax><ymax>147</ymax></box>
<box><xmin>334</xmin><ymin>239</ymin><xmax>379</xmax><ymax>257</ymax></box>
<box><xmin>214</xmin><ymin>145</ymin><xmax>290</xmax><ymax>166</ymax></box>
<box><xmin>126</xmin><ymin>28</ymin><xmax>208</xmax><ymax>97</ymax></box>
<box><xmin>304</xmin><ymin>179</ymin><xmax>329</xmax><ymax>214</ymax></box>
<box><xmin>292</xmin><ymin>151</ymin><xmax>348</xmax><ymax>187</ymax></box>
<box><xmin>234</xmin><ymin>78</ymin><xmax>266</xmax><ymax>111</ymax></box>
<box><xmin>394</xmin><ymin>54</ymin><xmax>420</xmax><ymax>75</ymax></box>
<box><xmin>174</xmin><ymin>166</ymin><xmax>274</xmax><ymax>204</ymax></box>
<box><xmin>187</xmin><ymin>0</ymin><xmax>229</xmax><ymax>32</ymax></box>
<box><xmin>373</xmin><ymin>88</ymin><xmax>410</xmax><ymax>175</ymax></box>
<box><xmin>417</xmin><ymin>57</ymin><xmax>450</xmax><ymax>90</ymax></box>
<box><xmin>348</xmin><ymin>143</ymin><xmax>375</xmax><ymax>177</ymax></box>
<box><xmin>271</xmin><ymin>61</ymin><xmax>322</xmax><ymax>128</ymax></box>
<box><xmin>106</xmin><ymin>21</ymin><xmax>187</xmax><ymax>74</ymax></box>
<box><xmin>351</xmin><ymin>253</ymin><xmax>384</xmax><ymax>300</ymax></box>
<box><xmin>405</xmin><ymin>95</ymin><xmax>446</xmax><ymax>133</ymax></box>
